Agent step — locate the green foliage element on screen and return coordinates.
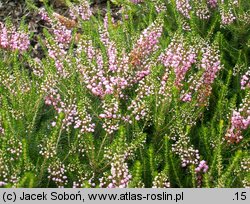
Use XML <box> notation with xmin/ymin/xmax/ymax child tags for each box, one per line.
<box><xmin>0</xmin><ymin>0</ymin><xmax>249</xmax><ymax>188</ymax></box>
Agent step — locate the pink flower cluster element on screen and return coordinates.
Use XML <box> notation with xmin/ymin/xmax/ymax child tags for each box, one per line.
<box><xmin>241</xmin><ymin>67</ymin><xmax>250</xmax><ymax>90</ymax></box>
<box><xmin>162</xmin><ymin>41</ymin><xmax>220</xmax><ymax>106</ymax></box>
<box><xmin>100</xmin><ymin>154</ymin><xmax>132</xmax><ymax>188</ymax></box>
<box><xmin>195</xmin><ymin>44</ymin><xmax>221</xmax><ymax>105</ymax></box>
<box><xmin>28</xmin><ymin>57</ymin><xmax>44</xmax><ymax>77</ymax></box>
<box><xmin>100</xmin><ymin>16</ymin><xmax>118</xmax><ymax>72</ymax></box>
<box><xmin>220</xmin><ymin>7</ymin><xmax>236</xmax><ymax>25</ymax></box>
<box><xmin>226</xmin><ymin>108</ymin><xmax>250</xmax><ymax>144</ymax></box>
<box><xmin>152</xmin><ymin>172</ymin><xmax>170</xmax><ymax>188</ymax></box>
<box><xmin>196</xmin><ymin>3</ymin><xmax>210</xmax><ymax>20</ymax></box>
<box><xmin>159</xmin><ymin>34</ymin><xmax>197</xmax><ymax>88</ymax></box>
<box><xmin>62</xmin><ymin>102</ymin><xmax>95</xmax><ymax>133</ymax></box>
<box><xmin>61</xmin><ymin>103</ymin><xmax>78</xmax><ymax>129</ymax></box>
<box><xmin>207</xmin><ymin>0</ymin><xmax>218</xmax><ymax>8</ymax></box>
<box><xmin>39</xmin><ymin>9</ymin><xmax>73</xmax><ymax>77</ymax></box>
<box><xmin>69</xmin><ymin>0</ymin><xmax>92</xmax><ymax>21</ymax></box>
<box><xmin>227</xmin><ymin>111</ymin><xmax>245</xmax><ymax>143</ymax></box>
<box><xmin>130</xmin><ymin>18</ymin><xmax>163</xmax><ymax>66</ymax></box>
<box><xmin>6</xmin><ymin>138</ymin><xmax>23</xmax><ymax>162</ymax></box>
<box><xmin>72</xmin><ymin>173</ymin><xmax>96</xmax><ymax>188</ymax></box>
<box><xmin>39</xmin><ymin>137</ymin><xmax>57</xmax><ymax>159</ymax></box>
<box><xmin>39</xmin><ymin>9</ymin><xmax>72</xmax><ymax>44</ymax></box>
<box><xmin>99</xmin><ymin>98</ymin><xmax>120</xmax><ymax>134</ymax></box>
<box><xmin>176</xmin><ymin>0</ymin><xmax>192</xmax><ymax>18</ymax></box>
<box><xmin>44</xmin><ymin>88</ymin><xmax>62</xmax><ymax>112</ymax></box>
<box><xmin>77</xmin><ymin>46</ymin><xmax>128</xmax><ymax>98</ymax></box>
<box><xmin>226</xmin><ymin>74</ymin><xmax>250</xmax><ymax>144</ymax></box>
<box><xmin>231</xmin><ymin>111</ymin><xmax>250</xmax><ymax>130</ymax></box>
<box><xmin>45</xmin><ymin>88</ymin><xmax>95</xmax><ymax>133</ymax></box>
<box><xmin>181</xmin><ymin>93</ymin><xmax>192</xmax><ymax>102</ymax></box>
<box><xmin>76</xmin><ymin>20</ymin><xmax>130</xmax><ymax>98</ymax></box>
<box><xmin>38</xmin><ymin>8</ymin><xmax>51</xmax><ymax>23</ymax></box>
<box><xmin>53</xmin><ymin>23</ymin><xmax>72</xmax><ymax>44</ymax></box>
<box><xmin>195</xmin><ymin>160</ymin><xmax>209</xmax><ymax>173</ymax></box>
<box><xmin>0</xmin><ymin>22</ymin><xmax>30</xmax><ymax>52</ymax></box>
<box><xmin>173</xmin><ymin>0</ymin><xmax>238</xmax><ymax>25</ymax></box>
<box><xmin>46</xmin><ymin>39</ymin><xmax>72</xmax><ymax>77</ymax></box>
<box><xmin>171</xmin><ymin>131</ymin><xmax>208</xmax><ymax>187</ymax></box>
<box><xmin>172</xmin><ymin>134</ymin><xmax>200</xmax><ymax>167</ymax></box>
<box><xmin>76</xmin><ymin>18</ymin><xmax>162</xmax><ymax>99</ymax></box>
<box><xmin>73</xmin><ymin>18</ymin><xmax>163</xmax><ymax>134</ymax></box>
<box><xmin>48</xmin><ymin>160</ymin><xmax>68</xmax><ymax>188</ymax></box>
<box><xmin>128</xmin><ymin>78</ymin><xmax>152</xmax><ymax>121</ymax></box>
<box><xmin>152</xmin><ymin>0</ymin><xmax>166</xmax><ymax>13</ymax></box>
<box><xmin>158</xmin><ymin>67</ymin><xmax>171</xmax><ymax>97</ymax></box>
<box><xmin>195</xmin><ymin>160</ymin><xmax>209</xmax><ymax>187</ymax></box>
<box><xmin>0</xmin><ymin>69</ymin><xmax>31</xmax><ymax>95</ymax></box>
<box><xmin>200</xmin><ymin>45</ymin><xmax>221</xmax><ymax>84</ymax></box>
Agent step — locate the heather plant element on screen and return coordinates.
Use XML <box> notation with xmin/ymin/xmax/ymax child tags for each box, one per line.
<box><xmin>0</xmin><ymin>0</ymin><xmax>249</xmax><ymax>188</ymax></box>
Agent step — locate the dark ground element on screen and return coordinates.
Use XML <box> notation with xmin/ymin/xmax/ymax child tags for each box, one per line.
<box><xmin>0</xmin><ymin>0</ymin><xmax>119</xmax><ymax>58</ymax></box>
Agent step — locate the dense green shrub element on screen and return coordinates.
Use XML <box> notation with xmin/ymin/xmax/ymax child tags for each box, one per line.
<box><xmin>0</xmin><ymin>0</ymin><xmax>249</xmax><ymax>188</ymax></box>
